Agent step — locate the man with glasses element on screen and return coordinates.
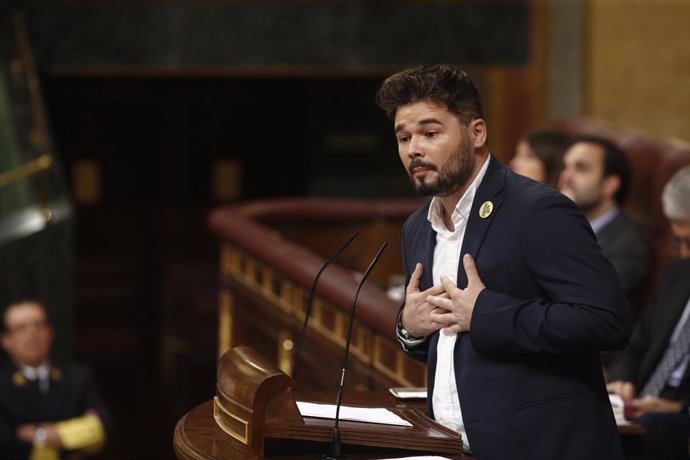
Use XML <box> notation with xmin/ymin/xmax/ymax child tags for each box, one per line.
<box><xmin>608</xmin><ymin>165</ymin><xmax>690</xmax><ymax>459</ymax></box>
<box><xmin>0</xmin><ymin>300</ymin><xmax>111</xmax><ymax>460</ymax></box>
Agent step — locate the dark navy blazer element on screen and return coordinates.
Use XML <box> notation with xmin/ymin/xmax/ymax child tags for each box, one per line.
<box><xmin>609</xmin><ymin>257</ymin><xmax>690</xmax><ymax>399</ymax></box>
<box><xmin>0</xmin><ymin>362</ymin><xmax>112</xmax><ymax>460</ymax></box>
<box><xmin>400</xmin><ymin>156</ymin><xmax>632</xmax><ymax>460</ymax></box>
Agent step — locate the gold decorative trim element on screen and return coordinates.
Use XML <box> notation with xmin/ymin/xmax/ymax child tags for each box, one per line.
<box><xmin>0</xmin><ymin>154</ymin><xmax>52</xmax><ymax>188</ymax></box>
<box><xmin>278</xmin><ymin>331</ymin><xmax>294</xmax><ymax>374</ymax></box>
<box><xmin>213</xmin><ymin>396</ymin><xmax>249</xmax><ymax>445</ymax></box>
<box><xmin>212</xmin><ymin>158</ymin><xmax>243</xmax><ymax>201</ymax></box>
<box><xmin>217</xmin><ymin>242</ymin><xmax>424</xmax><ymax>387</ymax></box>
<box><xmin>218</xmin><ymin>289</ymin><xmax>234</xmax><ymax>358</ymax></box>
<box><xmin>12</xmin><ymin>371</ymin><xmax>27</xmax><ymax>387</ymax></box>
<box><xmin>280</xmin><ymin>280</ymin><xmax>293</xmax><ymax>314</ymax></box>
<box><xmin>50</xmin><ymin>367</ymin><xmax>62</xmax><ymax>381</ymax></box>
<box><xmin>261</xmin><ymin>267</ymin><xmax>272</xmax><ymax>295</ymax></box>
<box><xmin>72</xmin><ymin>160</ymin><xmax>102</xmax><ymax>205</ymax></box>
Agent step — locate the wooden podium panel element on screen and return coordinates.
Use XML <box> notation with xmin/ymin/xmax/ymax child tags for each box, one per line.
<box><xmin>175</xmin><ymin>398</ymin><xmax>644</xmax><ymax>460</ymax></box>
<box><xmin>174</xmin><ymin>346</ymin><xmax>463</xmax><ymax>459</ymax></box>
<box><xmin>175</xmin><ymin>400</ymin><xmax>465</xmax><ymax>460</ymax></box>
<box><xmin>173</xmin><ymin>347</ymin><xmax>643</xmax><ymax>459</ymax></box>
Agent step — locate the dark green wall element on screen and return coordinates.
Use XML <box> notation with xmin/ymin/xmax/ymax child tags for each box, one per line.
<box><xmin>1</xmin><ymin>1</ymin><xmax>530</xmax><ymax>70</ymax></box>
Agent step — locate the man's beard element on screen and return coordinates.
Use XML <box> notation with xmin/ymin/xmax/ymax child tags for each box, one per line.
<box><xmin>409</xmin><ymin>136</ymin><xmax>475</xmax><ymax>197</ymax></box>
<box><xmin>575</xmin><ymin>195</ymin><xmax>604</xmax><ymax>214</ymax></box>
<box><xmin>561</xmin><ymin>181</ymin><xmax>603</xmax><ymax>214</ymax></box>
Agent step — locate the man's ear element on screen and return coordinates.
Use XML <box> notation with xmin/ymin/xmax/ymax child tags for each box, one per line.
<box><xmin>1</xmin><ymin>333</ymin><xmax>11</xmax><ymax>354</ymax></box>
<box><xmin>602</xmin><ymin>175</ymin><xmax>621</xmax><ymax>199</ymax></box>
<box><xmin>468</xmin><ymin>118</ymin><xmax>487</xmax><ymax>149</ymax></box>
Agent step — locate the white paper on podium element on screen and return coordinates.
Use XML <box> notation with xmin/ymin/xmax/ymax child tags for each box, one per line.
<box><xmin>296</xmin><ymin>401</ymin><xmax>413</xmax><ymax>427</ymax></box>
<box><xmin>609</xmin><ymin>393</ymin><xmax>631</xmax><ymax>425</ymax></box>
<box><xmin>372</xmin><ymin>456</ymin><xmax>452</xmax><ymax>460</ymax></box>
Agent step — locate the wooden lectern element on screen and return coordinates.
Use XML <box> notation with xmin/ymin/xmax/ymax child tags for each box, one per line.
<box><xmin>174</xmin><ymin>346</ymin><xmax>462</xmax><ymax>459</ymax></box>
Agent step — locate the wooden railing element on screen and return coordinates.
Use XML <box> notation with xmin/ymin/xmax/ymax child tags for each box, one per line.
<box><xmin>207</xmin><ymin>198</ymin><xmax>427</xmax><ymax>391</ymax></box>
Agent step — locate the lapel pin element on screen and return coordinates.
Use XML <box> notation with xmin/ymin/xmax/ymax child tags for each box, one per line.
<box><xmin>479</xmin><ymin>200</ymin><xmax>494</xmax><ymax>219</ymax></box>
<box><xmin>12</xmin><ymin>371</ymin><xmax>27</xmax><ymax>387</ymax></box>
<box><xmin>50</xmin><ymin>367</ymin><xmax>62</xmax><ymax>381</ymax></box>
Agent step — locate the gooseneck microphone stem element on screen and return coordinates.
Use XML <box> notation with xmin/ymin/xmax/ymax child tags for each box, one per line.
<box><xmin>291</xmin><ymin>231</ymin><xmax>359</xmax><ymax>380</ymax></box>
<box><xmin>322</xmin><ymin>242</ymin><xmax>388</xmax><ymax>460</ymax></box>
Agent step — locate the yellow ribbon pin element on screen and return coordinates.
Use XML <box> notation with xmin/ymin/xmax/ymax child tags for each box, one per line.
<box><xmin>12</xmin><ymin>371</ymin><xmax>27</xmax><ymax>387</ymax></box>
<box><xmin>479</xmin><ymin>201</ymin><xmax>494</xmax><ymax>219</ymax></box>
<box><xmin>50</xmin><ymin>367</ymin><xmax>62</xmax><ymax>381</ymax></box>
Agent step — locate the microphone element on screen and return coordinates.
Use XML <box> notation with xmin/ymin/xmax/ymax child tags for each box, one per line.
<box><xmin>291</xmin><ymin>231</ymin><xmax>359</xmax><ymax>380</ymax></box>
<box><xmin>322</xmin><ymin>242</ymin><xmax>388</xmax><ymax>460</ymax></box>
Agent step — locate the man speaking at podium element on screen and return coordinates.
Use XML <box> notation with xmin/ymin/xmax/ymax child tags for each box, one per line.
<box><xmin>376</xmin><ymin>65</ymin><xmax>631</xmax><ymax>460</ymax></box>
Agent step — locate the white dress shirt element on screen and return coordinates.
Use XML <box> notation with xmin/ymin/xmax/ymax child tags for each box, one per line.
<box><xmin>588</xmin><ymin>207</ymin><xmax>619</xmax><ymax>235</ymax></box>
<box><xmin>21</xmin><ymin>362</ymin><xmax>51</xmax><ymax>393</ymax></box>
<box><xmin>428</xmin><ymin>156</ymin><xmax>489</xmax><ymax>453</ymax></box>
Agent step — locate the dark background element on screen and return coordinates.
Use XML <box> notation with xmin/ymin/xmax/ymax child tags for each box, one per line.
<box><xmin>0</xmin><ymin>1</ymin><xmax>531</xmax><ymax>458</ymax></box>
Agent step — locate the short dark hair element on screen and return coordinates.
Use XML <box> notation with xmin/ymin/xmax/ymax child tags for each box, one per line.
<box><xmin>570</xmin><ymin>135</ymin><xmax>632</xmax><ymax>206</ymax></box>
<box><xmin>375</xmin><ymin>64</ymin><xmax>484</xmax><ymax>125</ymax></box>
<box><xmin>1</xmin><ymin>299</ymin><xmax>48</xmax><ymax>333</ymax></box>
<box><xmin>520</xmin><ymin>129</ymin><xmax>569</xmax><ymax>187</ymax></box>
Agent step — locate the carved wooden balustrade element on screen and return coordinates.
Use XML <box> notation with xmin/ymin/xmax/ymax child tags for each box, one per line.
<box><xmin>207</xmin><ymin>198</ymin><xmax>427</xmax><ymax>391</ymax></box>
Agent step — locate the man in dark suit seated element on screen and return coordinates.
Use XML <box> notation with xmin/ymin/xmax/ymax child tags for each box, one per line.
<box><xmin>377</xmin><ymin>64</ymin><xmax>631</xmax><ymax>460</ymax></box>
<box><xmin>0</xmin><ymin>299</ymin><xmax>112</xmax><ymax>460</ymax></box>
<box><xmin>559</xmin><ymin>135</ymin><xmax>651</xmax><ymax>316</ymax></box>
<box><xmin>608</xmin><ymin>165</ymin><xmax>690</xmax><ymax>460</ymax></box>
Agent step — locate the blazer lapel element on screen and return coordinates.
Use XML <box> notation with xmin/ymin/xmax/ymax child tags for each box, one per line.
<box><xmin>667</xmin><ymin>261</ymin><xmax>690</xmax><ymax>384</ymax></box>
<box><xmin>421</xmin><ymin>225</ymin><xmax>436</xmax><ymax>290</ymax></box>
<box><xmin>458</xmin><ymin>155</ymin><xmax>506</xmax><ymax>288</ymax></box>
<box><xmin>411</xmin><ymin>201</ymin><xmax>437</xmax><ymax>291</ymax></box>
<box><xmin>658</xmin><ymin>260</ymin><xmax>690</xmax><ymax>340</ymax></box>
<box><xmin>6</xmin><ymin>364</ymin><xmax>48</xmax><ymax>417</ymax></box>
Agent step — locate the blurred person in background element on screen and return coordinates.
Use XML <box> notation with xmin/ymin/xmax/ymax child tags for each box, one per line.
<box><xmin>559</xmin><ymin>136</ymin><xmax>651</xmax><ymax>317</ymax></box>
<box><xmin>509</xmin><ymin>128</ymin><xmax>569</xmax><ymax>188</ymax></box>
<box><xmin>607</xmin><ymin>165</ymin><xmax>690</xmax><ymax>460</ymax></box>
<box><xmin>0</xmin><ymin>300</ymin><xmax>111</xmax><ymax>460</ymax></box>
